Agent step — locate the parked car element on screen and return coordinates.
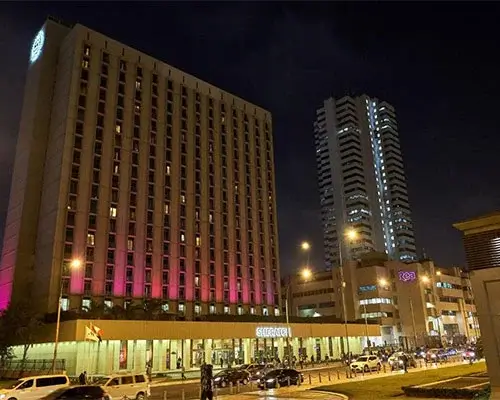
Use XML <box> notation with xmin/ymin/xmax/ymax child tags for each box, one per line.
<box><xmin>350</xmin><ymin>355</ymin><xmax>382</xmax><ymax>372</ymax></box>
<box><xmin>388</xmin><ymin>352</ymin><xmax>417</xmax><ymax>371</ymax></box>
<box><xmin>93</xmin><ymin>373</ymin><xmax>150</xmax><ymax>400</ymax></box>
<box><xmin>258</xmin><ymin>369</ymin><xmax>303</xmax><ymax>389</ymax></box>
<box><xmin>0</xmin><ymin>374</ymin><xmax>70</xmax><ymax>400</ymax></box>
<box><xmin>425</xmin><ymin>348</ymin><xmax>448</xmax><ymax>362</ymax></box>
<box><xmin>462</xmin><ymin>348</ymin><xmax>476</xmax><ymax>361</ymax></box>
<box><xmin>213</xmin><ymin>369</ymin><xmax>250</xmax><ymax>388</ymax></box>
<box><xmin>242</xmin><ymin>363</ymin><xmax>275</xmax><ymax>381</ymax></box>
<box><xmin>40</xmin><ymin>386</ymin><xmax>111</xmax><ymax>400</ymax></box>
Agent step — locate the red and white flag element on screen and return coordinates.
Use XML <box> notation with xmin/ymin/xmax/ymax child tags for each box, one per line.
<box><xmin>85</xmin><ymin>322</ymin><xmax>103</xmax><ymax>342</ymax></box>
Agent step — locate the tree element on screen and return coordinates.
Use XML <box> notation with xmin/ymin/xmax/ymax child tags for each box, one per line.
<box><xmin>0</xmin><ymin>299</ymin><xmax>44</xmax><ymax>375</ymax></box>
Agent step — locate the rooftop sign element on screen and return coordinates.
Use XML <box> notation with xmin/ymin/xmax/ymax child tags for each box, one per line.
<box><xmin>256</xmin><ymin>326</ymin><xmax>291</xmax><ymax>338</ymax></box>
<box><xmin>398</xmin><ymin>270</ymin><xmax>416</xmax><ymax>282</ymax></box>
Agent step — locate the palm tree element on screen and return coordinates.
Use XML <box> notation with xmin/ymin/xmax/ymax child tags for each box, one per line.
<box><xmin>109</xmin><ymin>305</ymin><xmax>126</xmax><ymax>320</ymax></box>
<box><xmin>81</xmin><ymin>300</ymin><xmax>106</xmax><ymax>320</ymax></box>
<box><xmin>143</xmin><ymin>299</ymin><xmax>166</xmax><ymax>320</ymax></box>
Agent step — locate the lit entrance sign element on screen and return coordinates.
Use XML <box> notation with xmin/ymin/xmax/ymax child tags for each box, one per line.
<box><xmin>256</xmin><ymin>326</ymin><xmax>291</xmax><ymax>338</ymax></box>
<box><xmin>398</xmin><ymin>270</ymin><xmax>416</xmax><ymax>282</ymax></box>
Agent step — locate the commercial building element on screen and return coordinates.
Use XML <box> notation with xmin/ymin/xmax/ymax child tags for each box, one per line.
<box><xmin>7</xmin><ymin>319</ymin><xmax>380</xmax><ymax>376</ymax></box>
<box><xmin>313</xmin><ymin>95</ymin><xmax>417</xmax><ymax>269</ymax></box>
<box><xmin>454</xmin><ymin>212</ymin><xmax>500</xmax><ymax>400</ymax></box>
<box><xmin>284</xmin><ymin>254</ymin><xmax>479</xmax><ymax>347</ymax></box>
<box><xmin>0</xmin><ymin>17</ymin><xmax>280</xmax><ymax>318</ymax></box>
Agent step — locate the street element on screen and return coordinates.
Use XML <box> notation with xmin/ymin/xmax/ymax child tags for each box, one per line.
<box><xmin>149</xmin><ymin>357</ymin><xmax>467</xmax><ymax>400</ymax></box>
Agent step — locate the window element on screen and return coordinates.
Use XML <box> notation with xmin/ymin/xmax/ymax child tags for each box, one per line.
<box><xmin>87</xmin><ymin>233</ymin><xmax>95</xmax><ymax>246</ymax></box>
<box><xmin>110</xmin><ymin>207</ymin><xmax>117</xmax><ymax>217</ymax></box>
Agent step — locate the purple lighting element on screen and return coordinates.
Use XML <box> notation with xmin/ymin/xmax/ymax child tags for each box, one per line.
<box><xmin>398</xmin><ymin>270</ymin><xmax>416</xmax><ymax>282</ymax></box>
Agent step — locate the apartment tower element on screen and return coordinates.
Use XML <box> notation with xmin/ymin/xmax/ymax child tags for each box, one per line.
<box><xmin>0</xmin><ymin>17</ymin><xmax>280</xmax><ymax>318</ymax></box>
<box><xmin>313</xmin><ymin>95</ymin><xmax>416</xmax><ymax>269</ymax></box>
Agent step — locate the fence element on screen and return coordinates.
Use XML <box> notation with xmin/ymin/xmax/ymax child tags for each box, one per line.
<box><xmin>0</xmin><ymin>359</ymin><xmax>66</xmax><ymax>379</ymax></box>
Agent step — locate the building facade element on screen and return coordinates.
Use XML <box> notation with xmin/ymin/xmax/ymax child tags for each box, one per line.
<box><xmin>0</xmin><ymin>17</ymin><xmax>280</xmax><ymax>318</ymax></box>
<box><xmin>7</xmin><ymin>319</ymin><xmax>379</xmax><ymax>376</ymax></box>
<box><xmin>285</xmin><ymin>256</ymin><xmax>479</xmax><ymax>347</ymax></box>
<box><xmin>313</xmin><ymin>95</ymin><xmax>416</xmax><ymax>269</ymax></box>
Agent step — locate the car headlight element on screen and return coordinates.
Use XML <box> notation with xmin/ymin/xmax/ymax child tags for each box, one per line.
<box><xmin>266</xmin><ymin>378</ymin><xmax>275</xmax><ymax>383</ymax></box>
<box><xmin>389</xmin><ymin>360</ymin><xmax>393</xmax><ymax>365</ymax></box>
<box><xmin>470</xmin><ymin>352</ymin><xmax>475</xmax><ymax>357</ymax></box>
<box><xmin>0</xmin><ymin>394</ymin><xmax>6</xmax><ymax>399</ymax></box>
<box><xmin>431</xmin><ymin>354</ymin><xmax>436</xmax><ymax>358</ymax></box>
<box><xmin>399</xmin><ymin>360</ymin><xmax>403</xmax><ymax>365</ymax></box>
<box><xmin>215</xmin><ymin>377</ymin><xmax>221</xmax><ymax>381</ymax></box>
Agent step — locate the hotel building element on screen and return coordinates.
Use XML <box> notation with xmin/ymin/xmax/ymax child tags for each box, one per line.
<box><xmin>285</xmin><ymin>255</ymin><xmax>479</xmax><ymax>347</ymax></box>
<box><xmin>313</xmin><ymin>96</ymin><xmax>417</xmax><ymax>269</ymax></box>
<box><xmin>0</xmin><ymin>17</ymin><xmax>281</xmax><ymax>318</ymax></box>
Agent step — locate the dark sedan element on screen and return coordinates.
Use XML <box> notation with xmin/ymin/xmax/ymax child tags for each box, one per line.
<box><xmin>213</xmin><ymin>369</ymin><xmax>250</xmax><ymax>388</ymax></box>
<box><xmin>258</xmin><ymin>368</ymin><xmax>303</xmax><ymax>389</ymax></box>
<box><xmin>40</xmin><ymin>386</ymin><xmax>110</xmax><ymax>400</ymax></box>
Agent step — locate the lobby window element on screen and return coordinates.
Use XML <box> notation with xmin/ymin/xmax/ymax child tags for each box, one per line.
<box><xmin>61</xmin><ymin>297</ymin><xmax>69</xmax><ymax>311</ymax></box>
<box><xmin>274</xmin><ymin>307</ymin><xmax>280</xmax><ymax>316</ymax></box>
<box><xmin>224</xmin><ymin>305</ymin><xmax>230</xmax><ymax>315</ymax></box>
<box><xmin>194</xmin><ymin>304</ymin><xmax>201</xmax><ymax>315</ymax></box>
<box><xmin>263</xmin><ymin>307</ymin><xmax>269</xmax><ymax>316</ymax></box>
<box><xmin>209</xmin><ymin>304</ymin><xmax>216</xmax><ymax>314</ymax></box>
<box><xmin>238</xmin><ymin>305</ymin><xmax>243</xmax><ymax>315</ymax></box>
<box><xmin>178</xmin><ymin>303</ymin><xmax>185</xmax><ymax>315</ymax></box>
<box><xmin>82</xmin><ymin>298</ymin><xmax>91</xmax><ymax>310</ymax></box>
<box><xmin>250</xmin><ymin>307</ymin><xmax>255</xmax><ymax>315</ymax></box>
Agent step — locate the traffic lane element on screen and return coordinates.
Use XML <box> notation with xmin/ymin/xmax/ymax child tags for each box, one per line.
<box><xmin>150</xmin><ymin>381</ymin><xmax>263</xmax><ymax>400</ymax></box>
<box><xmin>150</xmin><ymin>380</ymin><xmax>310</xmax><ymax>400</ymax></box>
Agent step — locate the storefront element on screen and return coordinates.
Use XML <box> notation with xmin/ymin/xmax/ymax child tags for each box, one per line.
<box><xmin>10</xmin><ymin>319</ymin><xmax>380</xmax><ymax>376</ymax></box>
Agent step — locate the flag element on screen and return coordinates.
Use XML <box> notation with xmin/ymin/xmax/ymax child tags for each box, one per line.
<box><xmin>85</xmin><ymin>322</ymin><xmax>103</xmax><ymax>342</ymax></box>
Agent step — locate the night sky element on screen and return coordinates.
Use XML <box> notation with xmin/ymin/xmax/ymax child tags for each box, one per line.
<box><xmin>1</xmin><ymin>3</ymin><xmax>499</xmax><ymax>275</ymax></box>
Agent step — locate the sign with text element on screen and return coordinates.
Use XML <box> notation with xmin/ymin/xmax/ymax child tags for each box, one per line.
<box><xmin>398</xmin><ymin>270</ymin><xmax>417</xmax><ymax>282</ymax></box>
<box><xmin>255</xmin><ymin>326</ymin><xmax>291</xmax><ymax>338</ymax></box>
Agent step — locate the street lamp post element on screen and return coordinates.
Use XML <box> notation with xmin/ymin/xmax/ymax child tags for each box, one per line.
<box><xmin>358</xmin><ymin>294</ymin><xmax>370</xmax><ymax>352</ymax></box>
<box><xmin>338</xmin><ymin>228</ymin><xmax>357</xmax><ymax>364</ymax></box>
<box><xmin>285</xmin><ymin>267</ymin><xmax>312</xmax><ymax>366</ymax></box>
<box><xmin>51</xmin><ymin>259</ymin><xmax>81</xmax><ymax>373</ymax></box>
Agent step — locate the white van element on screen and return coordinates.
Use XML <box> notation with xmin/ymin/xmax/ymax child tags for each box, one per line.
<box><xmin>0</xmin><ymin>374</ymin><xmax>70</xmax><ymax>400</ymax></box>
<box><xmin>94</xmin><ymin>373</ymin><xmax>150</xmax><ymax>400</ymax></box>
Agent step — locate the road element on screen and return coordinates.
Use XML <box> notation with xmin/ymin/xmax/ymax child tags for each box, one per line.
<box><xmin>150</xmin><ymin>364</ymin><xmax>345</xmax><ymax>400</ymax></box>
<box><xmin>149</xmin><ymin>358</ymin><xmax>469</xmax><ymax>400</ymax></box>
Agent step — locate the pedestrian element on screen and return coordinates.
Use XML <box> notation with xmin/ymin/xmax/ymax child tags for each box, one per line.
<box><xmin>200</xmin><ymin>363</ymin><xmax>214</xmax><ymax>400</ymax></box>
<box><xmin>78</xmin><ymin>371</ymin><xmax>87</xmax><ymax>385</ymax></box>
<box><xmin>181</xmin><ymin>365</ymin><xmax>186</xmax><ymax>380</ymax></box>
<box><xmin>401</xmin><ymin>354</ymin><xmax>409</xmax><ymax>373</ymax></box>
<box><xmin>220</xmin><ymin>357</ymin><xmax>223</xmax><ymax>369</ymax></box>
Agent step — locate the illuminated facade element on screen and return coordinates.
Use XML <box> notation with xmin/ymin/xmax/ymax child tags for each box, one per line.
<box><xmin>7</xmin><ymin>319</ymin><xmax>379</xmax><ymax>375</ymax></box>
<box><xmin>0</xmin><ymin>17</ymin><xmax>280</xmax><ymax>317</ymax></box>
<box><xmin>285</xmin><ymin>256</ymin><xmax>479</xmax><ymax>347</ymax></box>
<box><xmin>313</xmin><ymin>95</ymin><xmax>417</xmax><ymax>269</ymax></box>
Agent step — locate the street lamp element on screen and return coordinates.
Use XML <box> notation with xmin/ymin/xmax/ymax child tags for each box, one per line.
<box><xmin>338</xmin><ymin>228</ymin><xmax>358</xmax><ymax>364</ymax></box>
<box><xmin>285</xmin><ymin>267</ymin><xmax>312</xmax><ymax>366</ymax></box>
<box><xmin>300</xmin><ymin>241</ymin><xmax>311</xmax><ymax>268</ymax></box>
<box><xmin>52</xmin><ymin>258</ymin><xmax>81</xmax><ymax>373</ymax></box>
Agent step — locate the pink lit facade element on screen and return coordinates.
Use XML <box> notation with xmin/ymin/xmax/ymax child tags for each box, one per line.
<box><xmin>0</xmin><ymin>18</ymin><xmax>281</xmax><ymax>318</ymax></box>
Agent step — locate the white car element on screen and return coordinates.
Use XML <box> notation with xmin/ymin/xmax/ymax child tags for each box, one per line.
<box><xmin>350</xmin><ymin>355</ymin><xmax>381</xmax><ymax>372</ymax></box>
<box><xmin>94</xmin><ymin>373</ymin><xmax>150</xmax><ymax>400</ymax></box>
<box><xmin>0</xmin><ymin>374</ymin><xmax>69</xmax><ymax>400</ymax></box>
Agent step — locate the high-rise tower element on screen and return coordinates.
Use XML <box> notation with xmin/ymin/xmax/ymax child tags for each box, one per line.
<box><xmin>314</xmin><ymin>95</ymin><xmax>416</xmax><ymax>268</ymax></box>
<box><xmin>0</xmin><ymin>17</ymin><xmax>281</xmax><ymax>318</ymax></box>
